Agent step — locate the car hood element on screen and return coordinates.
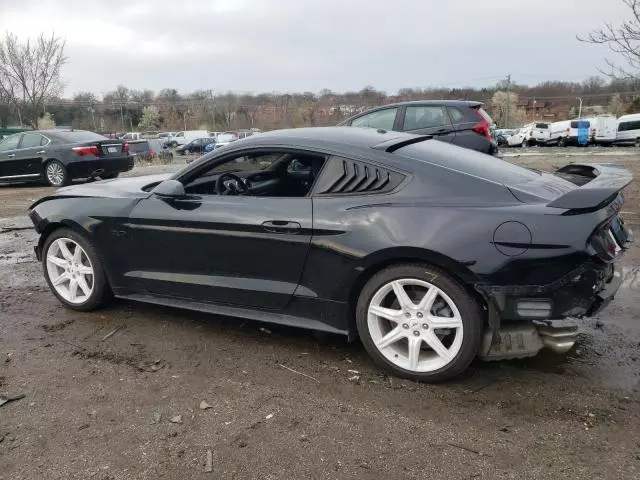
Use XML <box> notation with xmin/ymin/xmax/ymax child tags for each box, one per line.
<box><xmin>30</xmin><ymin>174</ymin><xmax>172</xmax><ymax>208</ymax></box>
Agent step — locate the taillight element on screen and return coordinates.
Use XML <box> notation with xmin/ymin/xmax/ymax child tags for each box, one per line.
<box><xmin>472</xmin><ymin>120</ymin><xmax>491</xmax><ymax>139</ymax></box>
<box><xmin>72</xmin><ymin>146</ymin><xmax>100</xmax><ymax>156</ymax></box>
<box><xmin>123</xmin><ymin>143</ymin><xmax>130</xmax><ymax>153</ymax></box>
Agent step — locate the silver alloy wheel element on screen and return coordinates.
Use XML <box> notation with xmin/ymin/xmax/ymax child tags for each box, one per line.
<box><xmin>46</xmin><ymin>162</ymin><xmax>64</xmax><ymax>186</ymax></box>
<box><xmin>45</xmin><ymin>238</ymin><xmax>94</xmax><ymax>304</ymax></box>
<box><xmin>367</xmin><ymin>279</ymin><xmax>464</xmax><ymax>372</ymax></box>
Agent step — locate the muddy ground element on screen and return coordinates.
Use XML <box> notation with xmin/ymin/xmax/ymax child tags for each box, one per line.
<box><xmin>0</xmin><ymin>148</ymin><xmax>639</xmax><ymax>480</ymax></box>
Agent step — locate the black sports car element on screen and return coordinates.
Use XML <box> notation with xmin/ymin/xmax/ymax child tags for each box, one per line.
<box><xmin>0</xmin><ymin>130</ymin><xmax>133</xmax><ymax>186</ymax></box>
<box><xmin>28</xmin><ymin>127</ymin><xmax>633</xmax><ymax>381</ymax></box>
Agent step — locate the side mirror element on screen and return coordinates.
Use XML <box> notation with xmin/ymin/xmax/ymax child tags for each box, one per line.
<box><xmin>152</xmin><ymin>179</ymin><xmax>185</xmax><ymax>198</ymax></box>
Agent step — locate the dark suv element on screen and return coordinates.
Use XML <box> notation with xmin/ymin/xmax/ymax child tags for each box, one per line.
<box><xmin>339</xmin><ymin>100</ymin><xmax>500</xmax><ymax>156</ymax></box>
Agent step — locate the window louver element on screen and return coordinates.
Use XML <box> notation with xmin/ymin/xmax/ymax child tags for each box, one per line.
<box><xmin>315</xmin><ymin>157</ymin><xmax>405</xmax><ymax>195</ymax></box>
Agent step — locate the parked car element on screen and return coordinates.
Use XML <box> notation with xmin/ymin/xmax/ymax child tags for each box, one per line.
<box><xmin>214</xmin><ymin>133</ymin><xmax>239</xmax><ymax>147</ymax></box>
<box><xmin>28</xmin><ymin>127</ymin><xmax>632</xmax><ymax>381</ymax></box>
<box><xmin>120</xmin><ymin>132</ymin><xmax>142</xmax><ymax>141</ymax></box>
<box><xmin>615</xmin><ymin>113</ymin><xmax>640</xmax><ymax>146</ymax></box>
<box><xmin>170</xmin><ymin>130</ymin><xmax>209</xmax><ymax>147</ymax></box>
<box><xmin>339</xmin><ymin>100</ymin><xmax>500</xmax><ymax>156</ymax></box>
<box><xmin>506</xmin><ymin>126</ymin><xmax>529</xmax><ymax>147</ymax></box>
<box><xmin>175</xmin><ymin>137</ymin><xmax>216</xmax><ymax>155</ymax></box>
<box><xmin>126</xmin><ymin>140</ymin><xmax>157</xmax><ymax>162</ymax></box>
<box><xmin>494</xmin><ymin>129</ymin><xmax>516</xmax><ymax>147</ymax></box>
<box><xmin>505</xmin><ymin>123</ymin><xmax>550</xmax><ymax>147</ymax></box>
<box><xmin>0</xmin><ymin>129</ymin><xmax>132</xmax><ymax>187</ymax></box>
<box><xmin>528</xmin><ymin>122</ymin><xmax>551</xmax><ymax>145</ymax></box>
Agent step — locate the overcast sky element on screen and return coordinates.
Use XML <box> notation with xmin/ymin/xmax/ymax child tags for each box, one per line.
<box><xmin>0</xmin><ymin>0</ymin><xmax>632</xmax><ymax>97</ymax></box>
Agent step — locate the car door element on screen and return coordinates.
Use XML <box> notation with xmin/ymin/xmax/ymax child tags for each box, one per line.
<box><xmin>398</xmin><ymin>105</ymin><xmax>456</xmax><ymax>143</ymax></box>
<box><xmin>0</xmin><ymin>134</ymin><xmax>24</xmax><ymax>180</ymax></box>
<box><xmin>13</xmin><ymin>133</ymin><xmax>49</xmax><ymax>178</ymax></box>
<box><xmin>120</xmin><ymin>151</ymin><xmax>314</xmax><ymax>310</ymax></box>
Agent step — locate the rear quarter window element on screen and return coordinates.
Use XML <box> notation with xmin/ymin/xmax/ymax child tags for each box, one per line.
<box><xmin>395</xmin><ymin>141</ymin><xmax>541</xmax><ymax>184</ymax></box>
<box><xmin>535</xmin><ymin>123</ymin><xmax>549</xmax><ymax>129</ymax></box>
<box><xmin>54</xmin><ymin>131</ymin><xmax>108</xmax><ymax>143</ymax></box>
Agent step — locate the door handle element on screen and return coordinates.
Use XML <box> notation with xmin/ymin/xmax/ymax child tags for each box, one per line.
<box><xmin>261</xmin><ymin>220</ymin><xmax>301</xmax><ymax>234</ymax></box>
<box><xmin>7</xmin><ymin>154</ymin><xmax>15</xmax><ymax>158</ymax></box>
<box><xmin>36</xmin><ymin>150</ymin><xmax>46</xmax><ymax>154</ymax></box>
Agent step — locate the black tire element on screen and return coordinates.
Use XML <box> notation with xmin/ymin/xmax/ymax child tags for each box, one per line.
<box><xmin>42</xmin><ymin>228</ymin><xmax>111</xmax><ymax>311</ymax></box>
<box><xmin>557</xmin><ymin>137</ymin><xmax>566</xmax><ymax>147</ymax></box>
<box><xmin>101</xmin><ymin>172</ymin><xmax>119</xmax><ymax>180</ymax></box>
<box><xmin>355</xmin><ymin>264</ymin><xmax>483</xmax><ymax>382</ymax></box>
<box><xmin>635</xmin><ymin>138</ymin><xmax>640</xmax><ymax>148</ymax></box>
<box><xmin>45</xmin><ymin>159</ymin><xmax>69</xmax><ymax>187</ymax></box>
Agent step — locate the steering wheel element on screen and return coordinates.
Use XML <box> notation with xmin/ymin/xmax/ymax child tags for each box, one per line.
<box><xmin>215</xmin><ymin>172</ymin><xmax>252</xmax><ymax>196</ymax></box>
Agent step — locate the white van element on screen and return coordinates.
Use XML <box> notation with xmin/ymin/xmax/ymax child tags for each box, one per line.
<box><xmin>549</xmin><ymin>120</ymin><xmax>572</xmax><ymax>145</ymax></box>
<box><xmin>615</xmin><ymin>113</ymin><xmax>640</xmax><ymax>146</ymax></box>
<box><xmin>590</xmin><ymin>115</ymin><xmax>618</xmax><ymax>144</ymax></box>
<box><xmin>170</xmin><ymin>130</ymin><xmax>209</xmax><ymax>147</ymax></box>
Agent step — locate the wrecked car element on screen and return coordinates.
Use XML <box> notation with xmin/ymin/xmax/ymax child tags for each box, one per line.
<box><xmin>28</xmin><ymin>127</ymin><xmax>633</xmax><ymax>381</ymax></box>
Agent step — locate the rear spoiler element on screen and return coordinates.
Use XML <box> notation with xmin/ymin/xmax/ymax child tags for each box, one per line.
<box><xmin>549</xmin><ymin>163</ymin><xmax>633</xmax><ymax>210</ymax></box>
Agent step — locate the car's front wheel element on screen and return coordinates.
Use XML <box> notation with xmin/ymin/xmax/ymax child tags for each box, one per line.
<box><xmin>42</xmin><ymin>228</ymin><xmax>111</xmax><ymax>311</ymax></box>
<box><xmin>45</xmin><ymin>160</ymin><xmax>69</xmax><ymax>187</ymax></box>
<box><xmin>356</xmin><ymin>264</ymin><xmax>483</xmax><ymax>382</ymax></box>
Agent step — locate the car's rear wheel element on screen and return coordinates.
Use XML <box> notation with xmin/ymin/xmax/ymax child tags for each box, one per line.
<box><xmin>45</xmin><ymin>160</ymin><xmax>69</xmax><ymax>187</ymax></box>
<box><xmin>356</xmin><ymin>264</ymin><xmax>483</xmax><ymax>382</ymax></box>
<box><xmin>42</xmin><ymin>228</ymin><xmax>111</xmax><ymax>311</ymax></box>
<box><xmin>557</xmin><ymin>137</ymin><xmax>566</xmax><ymax>147</ymax></box>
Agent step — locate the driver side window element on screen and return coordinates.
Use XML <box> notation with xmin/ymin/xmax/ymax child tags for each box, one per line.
<box><xmin>184</xmin><ymin>150</ymin><xmax>326</xmax><ymax>198</ymax></box>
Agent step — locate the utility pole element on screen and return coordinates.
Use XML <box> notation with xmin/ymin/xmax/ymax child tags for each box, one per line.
<box><xmin>576</xmin><ymin>97</ymin><xmax>583</xmax><ymax>118</ymax></box>
<box><xmin>504</xmin><ymin>74</ymin><xmax>511</xmax><ymax>128</ymax></box>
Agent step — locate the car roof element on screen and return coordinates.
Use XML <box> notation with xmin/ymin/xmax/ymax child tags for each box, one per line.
<box><xmin>237</xmin><ymin>126</ymin><xmax>417</xmax><ymax>150</ymax></box>
<box><xmin>349</xmin><ymin>100</ymin><xmax>483</xmax><ymax>113</ymax></box>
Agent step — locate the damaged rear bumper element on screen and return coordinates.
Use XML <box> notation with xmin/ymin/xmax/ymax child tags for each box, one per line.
<box><xmin>476</xmin><ymin>260</ymin><xmax>622</xmax><ymax>322</ymax></box>
<box><xmin>476</xmin><ymin>260</ymin><xmax>622</xmax><ymax>360</ymax></box>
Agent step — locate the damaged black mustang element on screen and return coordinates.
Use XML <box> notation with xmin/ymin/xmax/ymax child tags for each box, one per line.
<box><xmin>28</xmin><ymin>127</ymin><xmax>633</xmax><ymax>381</ymax></box>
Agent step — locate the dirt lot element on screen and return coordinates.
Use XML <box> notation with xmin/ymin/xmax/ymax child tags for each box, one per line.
<box><xmin>1</xmin><ymin>149</ymin><xmax>639</xmax><ymax>480</ymax></box>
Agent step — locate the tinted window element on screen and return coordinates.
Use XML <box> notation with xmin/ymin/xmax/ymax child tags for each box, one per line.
<box><xmin>0</xmin><ymin>134</ymin><xmax>21</xmax><ymax>152</ymax></box>
<box><xmin>403</xmin><ymin>106</ymin><xmax>448</xmax><ymax>130</ymax></box>
<box><xmin>54</xmin><ymin>131</ymin><xmax>107</xmax><ymax>143</ymax></box>
<box><xmin>447</xmin><ymin>107</ymin><xmax>466</xmax><ymax>123</ymax></box>
<box><xmin>129</xmin><ymin>142</ymin><xmax>150</xmax><ymax>153</ymax></box>
<box><xmin>20</xmin><ymin>133</ymin><xmax>45</xmax><ymax>148</ymax></box>
<box><xmin>535</xmin><ymin>123</ymin><xmax>549</xmax><ymax>129</ymax></box>
<box><xmin>395</xmin><ymin>141</ymin><xmax>540</xmax><ymax>184</ymax></box>
<box><xmin>618</xmin><ymin>120</ymin><xmax>640</xmax><ymax>131</ymax></box>
<box><xmin>570</xmin><ymin>121</ymin><xmax>590</xmax><ymax>128</ymax></box>
<box><xmin>351</xmin><ymin>108</ymin><xmax>398</xmax><ymax>130</ymax></box>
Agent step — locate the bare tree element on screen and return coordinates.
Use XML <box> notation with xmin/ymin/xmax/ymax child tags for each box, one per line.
<box><xmin>578</xmin><ymin>0</ymin><xmax>640</xmax><ymax>79</ymax></box>
<box><xmin>0</xmin><ymin>32</ymin><xmax>67</xmax><ymax>127</ymax></box>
